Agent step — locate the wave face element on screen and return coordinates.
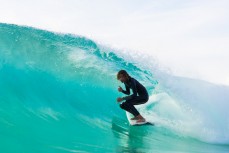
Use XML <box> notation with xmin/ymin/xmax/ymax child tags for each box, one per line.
<box><xmin>0</xmin><ymin>23</ymin><xmax>229</xmax><ymax>153</ymax></box>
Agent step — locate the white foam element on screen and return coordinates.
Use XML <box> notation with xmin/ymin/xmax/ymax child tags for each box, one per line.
<box><xmin>137</xmin><ymin>75</ymin><xmax>229</xmax><ymax>144</ymax></box>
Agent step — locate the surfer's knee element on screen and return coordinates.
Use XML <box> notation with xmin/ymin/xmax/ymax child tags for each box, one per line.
<box><xmin>120</xmin><ymin>102</ymin><xmax>127</xmax><ymax>109</ymax></box>
<box><xmin>120</xmin><ymin>103</ymin><xmax>124</xmax><ymax>109</ymax></box>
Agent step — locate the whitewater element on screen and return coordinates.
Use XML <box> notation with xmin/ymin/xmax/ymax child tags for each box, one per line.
<box><xmin>0</xmin><ymin>23</ymin><xmax>229</xmax><ymax>153</ymax></box>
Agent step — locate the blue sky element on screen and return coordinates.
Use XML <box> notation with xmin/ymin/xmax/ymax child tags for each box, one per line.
<box><xmin>1</xmin><ymin>0</ymin><xmax>229</xmax><ymax>85</ymax></box>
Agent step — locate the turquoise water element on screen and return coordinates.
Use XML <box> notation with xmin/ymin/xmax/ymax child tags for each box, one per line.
<box><xmin>0</xmin><ymin>23</ymin><xmax>229</xmax><ymax>153</ymax></box>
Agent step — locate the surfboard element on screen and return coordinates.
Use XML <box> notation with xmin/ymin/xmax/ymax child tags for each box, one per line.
<box><xmin>126</xmin><ymin>112</ymin><xmax>154</xmax><ymax>126</ymax></box>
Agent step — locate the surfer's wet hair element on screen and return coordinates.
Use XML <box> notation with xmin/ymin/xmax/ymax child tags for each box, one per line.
<box><xmin>117</xmin><ymin>70</ymin><xmax>130</xmax><ymax>80</ymax></box>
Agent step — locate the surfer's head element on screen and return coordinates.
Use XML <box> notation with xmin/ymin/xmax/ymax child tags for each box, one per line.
<box><xmin>117</xmin><ymin>70</ymin><xmax>130</xmax><ymax>83</ymax></box>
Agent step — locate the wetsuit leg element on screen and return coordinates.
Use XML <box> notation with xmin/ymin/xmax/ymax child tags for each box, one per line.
<box><xmin>120</xmin><ymin>95</ymin><xmax>148</xmax><ymax>117</ymax></box>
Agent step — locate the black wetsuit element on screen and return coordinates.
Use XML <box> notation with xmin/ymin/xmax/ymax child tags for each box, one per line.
<box><xmin>120</xmin><ymin>77</ymin><xmax>149</xmax><ymax>117</ymax></box>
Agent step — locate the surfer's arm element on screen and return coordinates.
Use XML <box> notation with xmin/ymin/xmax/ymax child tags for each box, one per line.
<box><xmin>122</xmin><ymin>78</ymin><xmax>137</xmax><ymax>101</ymax></box>
<box><xmin>121</xmin><ymin>84</ymin><xmax>130</xmax><ymax>95</ymax></box>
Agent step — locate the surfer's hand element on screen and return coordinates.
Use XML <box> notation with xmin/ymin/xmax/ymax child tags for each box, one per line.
<box><xmin>118</xmin><ymin>86</ymin><xmax>123</xmax><ymax>92</ymax></box>
<box><xmin>117</xmin><ymin>97</ymin><xmax>123</xmax><ymax>102</ymax></box>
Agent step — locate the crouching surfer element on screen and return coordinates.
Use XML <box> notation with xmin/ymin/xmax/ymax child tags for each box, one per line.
<box><xmin>116</xmin><ymin>70</ymin><xmax>149</xmax><ymax>123</ymax></box>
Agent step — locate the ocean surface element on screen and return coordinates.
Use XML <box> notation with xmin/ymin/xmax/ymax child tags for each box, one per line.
<box><xmin>0</xmin><ymin>23</ymin><xmax>229</xmax><ymax>153</ymax></box>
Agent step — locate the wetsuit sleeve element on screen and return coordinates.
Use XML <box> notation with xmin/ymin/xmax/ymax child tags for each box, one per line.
<box><xmin>121</xmin><ymin>84</ymin><xmax>130</xmax><ymax>95</ymax></box>
<box><xmin>122</xmin><ymin>78</ymin><xmax>137</xmax><ymax>101</ymax></box>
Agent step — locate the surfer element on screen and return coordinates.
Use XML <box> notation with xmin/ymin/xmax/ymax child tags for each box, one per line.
<box><xmin>117</xmin><ymin>70</ymin><xmax>149</xmax><ymax>123</ymax></box>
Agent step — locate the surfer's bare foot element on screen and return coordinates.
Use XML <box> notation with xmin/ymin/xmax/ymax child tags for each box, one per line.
<box><xmin>131</xmin><ymin>117</ymin><xmax>138</xmax><ymax>120</ymax></box>
<box><xmin>135</xmin><ymin>115</ymin><xmax>145</xmax><ymax>123</ymax></box>
<box><xmin>136</xmin><ymin>118</ymin><xmax>146</xmax><ymax>123</ymax></box>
